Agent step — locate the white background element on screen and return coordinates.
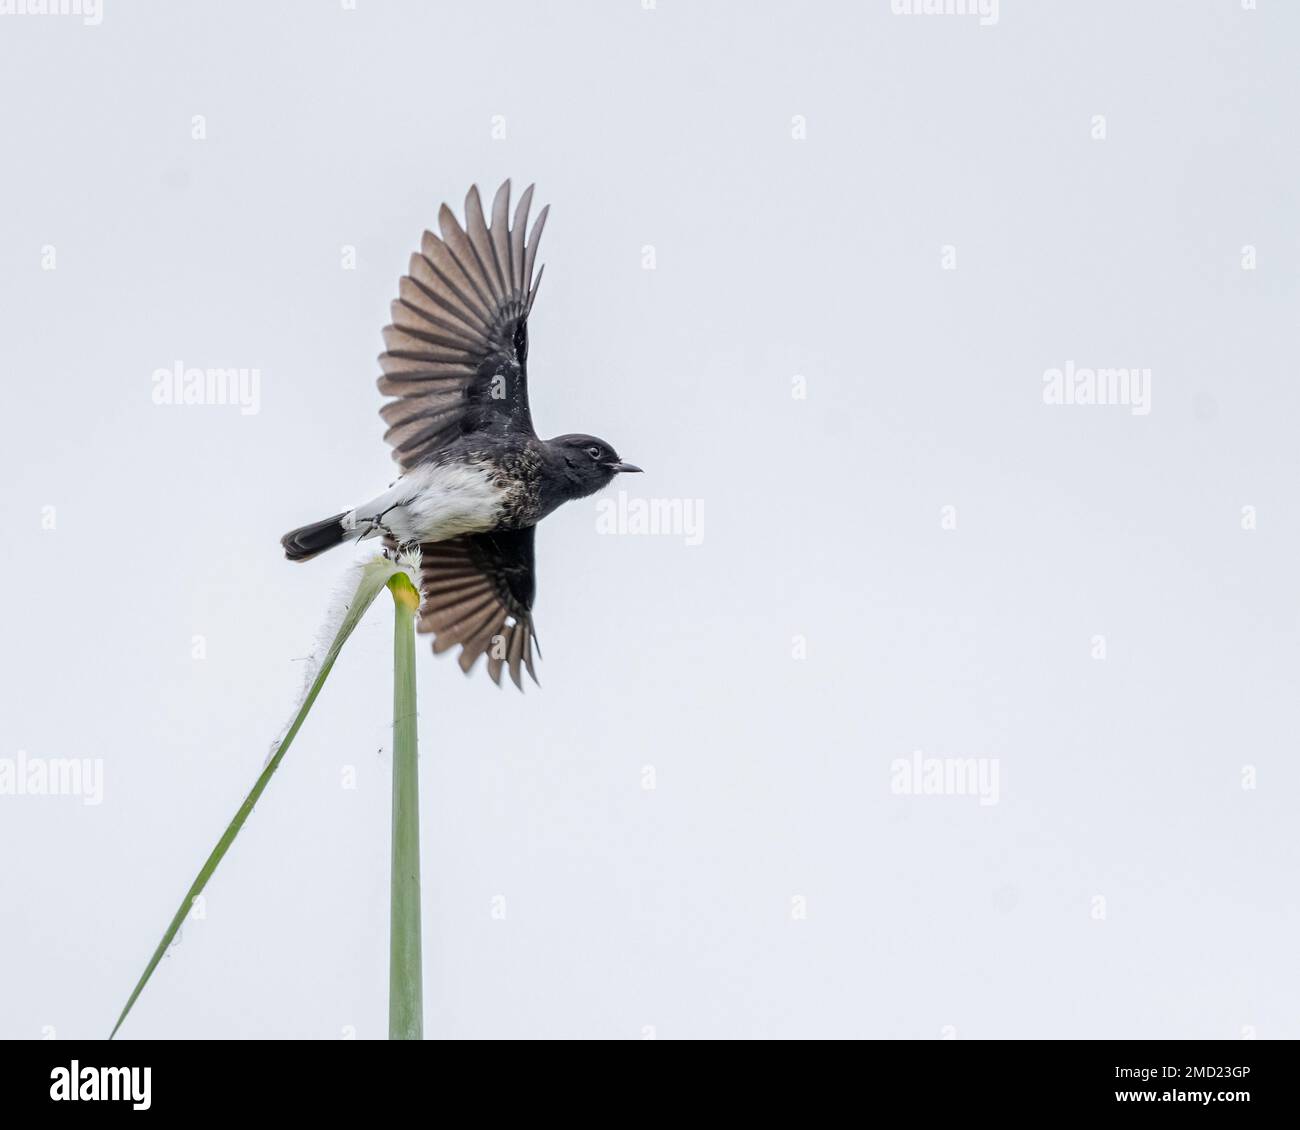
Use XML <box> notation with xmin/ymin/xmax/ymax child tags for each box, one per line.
<box><xmin>1</xmin><ymin>0</ymin><xmax>1297</xmax><ymax>1039</ymax></box>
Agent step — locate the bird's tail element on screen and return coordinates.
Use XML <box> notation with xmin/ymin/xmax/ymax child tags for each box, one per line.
<box><xmin>281</xmin><ymin>512</ymin><xmax>348</xmax><ymax>562</ymax></box>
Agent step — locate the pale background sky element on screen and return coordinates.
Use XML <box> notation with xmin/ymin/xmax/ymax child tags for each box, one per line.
<box><xmin>1</xmin><ymin>0</ymin><xmax>1297</xmax><ymax>1039</ymax></box>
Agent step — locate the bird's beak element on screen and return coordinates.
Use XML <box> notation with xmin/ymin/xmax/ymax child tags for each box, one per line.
<box><xmin>607</xmin><ymin>461</ymin><xmax>643</xmax><ymax>473</ymax></box>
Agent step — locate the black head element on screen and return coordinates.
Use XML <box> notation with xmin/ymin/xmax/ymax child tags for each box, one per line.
<box><xmin>546</xmin><ymin>433</ymin><xmax>642</xmax><ymax>500</ymax></box>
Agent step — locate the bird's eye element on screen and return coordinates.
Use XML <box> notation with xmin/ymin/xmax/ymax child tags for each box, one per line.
<box><xmin>587</xmin><ymin>446</ymin><xmax>602</xmax><ymax>460</ymax></box>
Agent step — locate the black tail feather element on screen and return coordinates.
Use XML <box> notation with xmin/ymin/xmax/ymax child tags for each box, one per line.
<box><xmin>281</xmin><ymin>512</ymin><xmax>348</xmax><ymax>562</ymax></box>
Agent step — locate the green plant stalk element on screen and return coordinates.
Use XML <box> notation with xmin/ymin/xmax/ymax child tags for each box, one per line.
<box><xmin>387</xmin><ymin>572</ymin><xmax>423</xmax><ymax>1040</ymax></box>
<box><xmin>110</xmin><ymin>555</ymin><xmax>414</xmax><ymax>1040</ymax></box>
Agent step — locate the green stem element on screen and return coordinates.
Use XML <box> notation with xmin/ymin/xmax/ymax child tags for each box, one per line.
<box><xmin>110</xmin><ymin>555</ymin><xmax>412</xmax><ymax>1039</ymax></box>
<box><xmin>388</xmin><ymin>572</ymin><xmax>423</xmax><ymax>1040</ymax></box>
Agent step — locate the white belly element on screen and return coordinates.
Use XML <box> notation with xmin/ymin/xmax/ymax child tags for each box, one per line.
<box><xmin>344</xmin><ymin>460</ymin><xmax>505</xmax><ymax>546</ymax></box>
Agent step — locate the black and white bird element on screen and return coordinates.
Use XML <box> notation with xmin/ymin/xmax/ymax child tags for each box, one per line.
<box><xmin>281</xmin><ymin>181</ymin><xmax>640</xmax><ymax>688</ymax></box>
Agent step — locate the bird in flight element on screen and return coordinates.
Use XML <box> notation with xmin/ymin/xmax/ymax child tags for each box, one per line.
<box><xmin>281</xmin><ymin>180</ymin><xmax>640</xmax><ymax>689</ymax></box>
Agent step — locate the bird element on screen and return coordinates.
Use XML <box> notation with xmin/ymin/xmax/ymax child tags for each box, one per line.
<box><xmin>280</xmin><ymin>180</ymin><xmax>640</xmax><ymax>689</ymax></box>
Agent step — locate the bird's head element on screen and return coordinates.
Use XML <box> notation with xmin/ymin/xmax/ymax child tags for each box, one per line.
<box><xmin>548</xmin><ymin>433</ymin><xmax>642</xmax><ymax>498</ymax></box>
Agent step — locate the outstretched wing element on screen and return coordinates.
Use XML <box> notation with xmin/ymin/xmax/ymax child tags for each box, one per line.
<box><xmin>415</xmin><ymin>528</ymin><xmax>539</xmax><ymax>689</ymax></box>
<box><xmin>378</xmin><ymin>180</ymin><xmax>548</xmax><ymax>469</ymax></box>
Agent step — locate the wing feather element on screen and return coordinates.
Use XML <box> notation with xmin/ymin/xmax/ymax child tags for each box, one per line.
<box><xmin>411</xmin><ymin>529</ymin><xmax>539</xmax><ymax>689</ymax></box>
<box><xmin>510</xmin><ymin>185</ymin><xmax>534</xmax><ymax>298</ymax></box>
<box><xmin>377</xmin><ymin>182</ymin><xmax>546</xmax><ymax>469</ymax></box>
